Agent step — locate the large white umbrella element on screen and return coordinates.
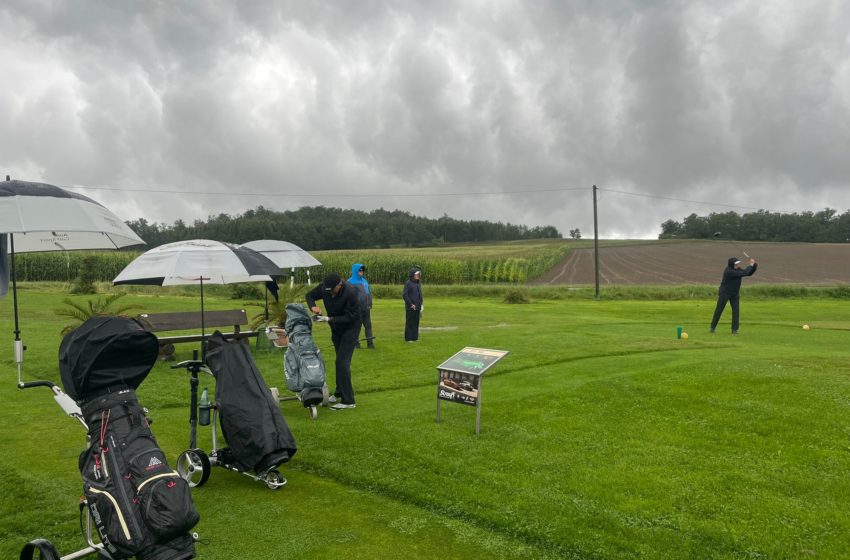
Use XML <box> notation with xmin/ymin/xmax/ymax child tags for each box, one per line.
<box><xmin>240</xmin><ymin>239</ymin><xmax>322</xmax><ymax>322</ymax></box>
<box><xmin>0</xmin><ymin>178</ymin><xmax>145</xmax><ymax>387</ymax></box>
<box><xmin>113</xmin><ymin>239</ymin><xmax>281</xmax><ymax>357</ymax></box>
<box><xmin>240</xmin><ymin>239</ymin><xmax>321</xmax><ymax>287</ymax></box>
<box><xmin>240</xmin><ymin>239</ymin><xmax>321</xmax><ymax>269</ymax></box>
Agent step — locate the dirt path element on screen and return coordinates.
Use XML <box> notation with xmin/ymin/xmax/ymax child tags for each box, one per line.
<box><xmin>531</xmin><ymin>241</ymin><xmax>850</xmax><ymax>285</ymax></box>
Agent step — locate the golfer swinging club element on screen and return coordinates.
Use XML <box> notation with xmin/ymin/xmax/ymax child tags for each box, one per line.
<box><xmin>710</xmin><ymin>256</ymin><xmax>758</xmax><ymax>335</ymax></box>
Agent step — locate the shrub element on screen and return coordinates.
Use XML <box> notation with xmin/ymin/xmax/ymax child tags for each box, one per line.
<box><xmin>230</xmin><ymin>283</ymin><xmax>264</xmax><ymax>300</ymax></box>
<box><xmin>69</xmin><ymin>254</ymin><xmax>100</xmax><ymax>294</ymax></box>
<box><xmin>503</xmin><ymin>288</ymin><xmax>531</xmax><ymax>304</ymax></box>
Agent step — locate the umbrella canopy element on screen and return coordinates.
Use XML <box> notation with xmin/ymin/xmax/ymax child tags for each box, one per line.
<box><xmin>113</xmin><ymin>239</ymin><xmax>280</xmax><ymax>286</ymax></box>
<box><xmin>240</xmin><ymin>240</ymin><xmax>321</xmax><ymax>269</ymax></box>
<box><xmin>113</xmin><ymin>239</ymin><xmax>282</xmax><ymax>359</ymax></box>
<box><xmin>0</xmin><ymin>179</ymin><xmax>144</xmax><ymax>252</ymax></box>
<box><xmin>1</xmin><ymin>177</ymin><xmax>145</xmax><ymax>388</ymax></box>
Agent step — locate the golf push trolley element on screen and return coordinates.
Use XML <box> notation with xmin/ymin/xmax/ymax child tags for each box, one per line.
<box><xmin>171</xmin><ymin>333</ymin><xmax>297</xmax><ymax>491</ymax></box>
<box><xmin>18</xmin><ymin>318</ymin><xmax>200</xmax><ymax>560</ymax></box>
<box><xmin>18</xmin><ymin>380</ymin><xmax>110</xmax><ymax>560</ymax></box>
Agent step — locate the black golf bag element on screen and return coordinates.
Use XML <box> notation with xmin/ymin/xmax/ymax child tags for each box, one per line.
<box><xmin>205</xmin><ymin>332</ymin><xmax>297</xmax><ymax>474</ymax></box>
<box><xmin>59</xmin><ymin>317</ymin><xmax>199</xmax><ymax>560</ymax></box>
<box><xmin>283</xmin><ymin>303</ymin><xmax>326</xmax><ymax>406</ymax></box>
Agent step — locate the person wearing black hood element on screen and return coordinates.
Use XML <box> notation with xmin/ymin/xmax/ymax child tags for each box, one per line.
<box><xmin>306</xmin><ymin>272</ymin><xmax>361</xmax><ymax>409</ymax></box>
<box><xmin>403</xmin><ymin>267</ymin><xmax>423</xmax><ymax>342</ymax></box>
<box><xmin>710</xmin><ymin>256</ymin><xmax>758</xmax><ymax>334</ymax></box>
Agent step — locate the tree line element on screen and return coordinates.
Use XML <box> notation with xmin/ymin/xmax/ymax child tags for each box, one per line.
<box><xmin>127</xmin><ymin>206</ymin><xmax>561</xmax><ymax>249</ymax></box>
<box><xmin>659</xmin><ymin>209</ymin><xmax>850</xmax><ymax>242</ymax></box>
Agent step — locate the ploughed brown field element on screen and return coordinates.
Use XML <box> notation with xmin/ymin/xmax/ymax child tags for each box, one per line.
<box><xmin>533</xmin><ymin>241</ymin><xmax>850</xmax><ymax>286</ymax></box>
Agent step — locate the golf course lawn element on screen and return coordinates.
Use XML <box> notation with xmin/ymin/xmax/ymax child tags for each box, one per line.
<box><xmin>1</xmin><ymin>288</ymin><xmax>849</xmax><ymax>559</ymax></box>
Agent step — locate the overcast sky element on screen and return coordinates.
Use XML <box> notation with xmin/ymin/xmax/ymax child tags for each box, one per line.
<box><xmin>2</xmin><ymin>0</ymin><xmax>849</xmax><ymax>239</ymax></box>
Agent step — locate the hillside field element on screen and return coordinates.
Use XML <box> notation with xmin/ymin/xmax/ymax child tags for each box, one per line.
<box><xmin>534</xmin><ymin>240</ymin><xmax>850</xmax><ymax>286</ymax></box>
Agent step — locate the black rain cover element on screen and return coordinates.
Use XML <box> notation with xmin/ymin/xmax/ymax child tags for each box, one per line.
<box><xmin>59</xmin><ymin>316</ymin><xmax>159</xmax><ymax>402</ymax></box>
<box><xmin>205</xmin><ymin>332</ymin><xmax>297</xmax><ymax>472</ymax></box>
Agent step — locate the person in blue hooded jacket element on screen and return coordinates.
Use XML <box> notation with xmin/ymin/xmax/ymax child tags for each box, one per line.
<box><xmin>348</xmin><ymin>263</ymin><xmax>374</xmax><ymax>349</ymax></box>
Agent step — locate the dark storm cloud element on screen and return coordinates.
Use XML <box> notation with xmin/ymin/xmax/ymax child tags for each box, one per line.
<box><xmin>1</xmin><ymin>0</ymin><xmax>849</xmax><ymax>239</ymax></box>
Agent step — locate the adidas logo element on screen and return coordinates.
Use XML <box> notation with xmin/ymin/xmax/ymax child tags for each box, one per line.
<box><xmin>146</xmin><ymin>456</ymin><xmax>163</xmax><ymax>470</ymax></box>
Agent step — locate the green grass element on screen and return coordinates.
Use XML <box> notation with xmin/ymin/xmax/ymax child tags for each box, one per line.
<box><xmin>1</xmin><ymin>286</ymin><xmax>850</xmax><ymax>558</ymax></box>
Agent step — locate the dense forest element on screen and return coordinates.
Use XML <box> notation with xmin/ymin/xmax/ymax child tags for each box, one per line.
<box><xmin>127</xmin><ymin>206</ymin><xmax>561</xmax><ymax>249</ymax></box>
<box><xmin>659</xmin><ymin>209</ymin><xmax>850</xmax><ymax>242</ymax></box>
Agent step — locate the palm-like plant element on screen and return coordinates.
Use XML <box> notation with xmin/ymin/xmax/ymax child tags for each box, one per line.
<box><xmin>56</xmin><ymin>293</ymin><xmax>142</xmax><ymax>335</ymax></box>
<box><xmin>248</xmin><ymin>283</ymin><xmax>308</xmax><ymax>330</ymax></box>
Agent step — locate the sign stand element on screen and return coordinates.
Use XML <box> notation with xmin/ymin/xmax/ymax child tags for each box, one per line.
<box><xmin>435</xmin><ymin>347</ymin><xmax>509</xmax><ymax>435</ymax></box>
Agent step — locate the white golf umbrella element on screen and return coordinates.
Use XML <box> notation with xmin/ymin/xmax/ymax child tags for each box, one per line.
<box><xmin>240</xmin><ymin>239</ymin><xmax>321</xmax><ymax>287</ymax></box>
<box><xmin>0</xmin><ymin>178</ymin><xmax>145</xmax><ymax>387</ymax></box>
<box><xmin>240</xmin><ymin>239</ymin><xmax>322</xmax><ymax>323</ymax></box>
<box><xmin>113</xmin><ymin>239</ymin><xmax>281</xmax><ymax>357</ymax></box>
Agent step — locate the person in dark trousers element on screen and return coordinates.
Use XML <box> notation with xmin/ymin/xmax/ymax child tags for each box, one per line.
<box><xmin>348</xmin><ymin>263</ymin><xmax>374</xmax><ymax>349</ymax></box>
<box><xmin>306</xmin><ymin>272</ymin><xmax>361</xmax><ymax>410</ymax></box>
<box><xmin>710</xmin><ymin>256</ymin><xmax>758</xmax><ymax>334</ymax></box>
<box><xmin>403</xmin><ymin>267</ymin><xmax>423</xmax><ymax>342</ymax></box>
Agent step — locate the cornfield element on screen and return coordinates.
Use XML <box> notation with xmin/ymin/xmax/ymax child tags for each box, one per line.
<box><xmin>13</xmin><ymin>251</ymin><xmax>139</xmax><ymax>282</ymax></box>
<box><xmin>12</xmin><ymin>240</ymin><xmax>573</xmax><ymax>285</ymax></box>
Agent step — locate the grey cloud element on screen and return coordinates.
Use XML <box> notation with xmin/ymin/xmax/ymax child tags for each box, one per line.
<box><xmin>1</xmin><ymin>0</ymin><xmax>849</xmax><ymax>239</ymax></box>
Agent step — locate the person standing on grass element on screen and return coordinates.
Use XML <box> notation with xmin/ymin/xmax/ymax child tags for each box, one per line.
<box><xmin>306</xmin><ymin>272</ymin><xmax>361</xmax><ymax>410</ymax></box>
<box><xmin>348</xmin><ymin>263</ymin><xmax>375</xmax><ymax>349</ymax></box>
<box><xmin>403</xmin><ymin>267</ymin><xmax>423</xmax><ymax>342</ymax></box>
<box><xmin>710</xmin><ymin>256</ymin><xmax>758</xmax><ymax>335</ymax></box>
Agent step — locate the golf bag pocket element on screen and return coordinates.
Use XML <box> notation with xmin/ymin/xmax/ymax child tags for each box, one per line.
<box><xmin>284</xmin><ymin>335</ymin><xmax>325</xmax><ymax>391</ymax></box>
<box><xmin>128</xmin><ymin>443</ymin><xmax>199</xmax><ymax>542</ymax></box>
<box><xmin>83</xmin><ymin>477</ymin><xmax>148</xmax><ymax>558</ymax></box>
<box><xmin>138</xmin><ymin>475</ymin><xmax>199</xmax><ymax>541</ymax></box>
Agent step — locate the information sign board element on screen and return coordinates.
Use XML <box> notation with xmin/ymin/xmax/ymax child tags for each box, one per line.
<box><xmin>436</xmin><ymin>347</ymin><xmax>509</xmax><ymax>434</ymax></box>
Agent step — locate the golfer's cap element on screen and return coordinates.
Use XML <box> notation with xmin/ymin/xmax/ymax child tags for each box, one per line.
<box><xmin>734</xmin><ymin>259</ymin><xmax>742</xmax><ymax>265</ymax></box>
<box><xmin>323</xmin><ymin>273</ymin><xmax>342</xmax><ymax>291</ymax></box>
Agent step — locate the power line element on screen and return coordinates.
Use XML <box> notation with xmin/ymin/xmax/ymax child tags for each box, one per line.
<box><xmin>64</xmin><ymin>181</ymin><xmax>798</xmax><ymax>213</ymax></box>
<box><xmin>598</xmin><ymin>187</ymin><xmax>782</xmax><ymax>213</ymax></box>
<box><xmin>65</xmin><ymin>184</ymin><xmax>589</xmax><ymax>198</ymax></box>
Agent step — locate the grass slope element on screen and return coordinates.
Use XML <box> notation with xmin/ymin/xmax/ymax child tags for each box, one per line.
<box><xmin>1</xmin><ymin>288</ymin><xmax>849</xmax><ymax>559</ymax></box>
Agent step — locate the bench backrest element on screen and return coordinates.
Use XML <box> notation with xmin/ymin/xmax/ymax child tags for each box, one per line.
<box><xmin>138</xmin><ymin>310</ymin><xmax>249</xmax><ymax>332</ymax></box>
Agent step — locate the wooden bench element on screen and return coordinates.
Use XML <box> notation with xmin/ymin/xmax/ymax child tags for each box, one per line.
<box><xmin>138</xmin><ymin>309</ymin><xmax>259</xmax><ymax>359</ymax></box>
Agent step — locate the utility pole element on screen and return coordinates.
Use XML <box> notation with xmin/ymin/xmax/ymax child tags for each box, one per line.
<box><xmin>593</xmin><ymin>185</ymin><xmax>599</xmax><ymax>299</ymax></box>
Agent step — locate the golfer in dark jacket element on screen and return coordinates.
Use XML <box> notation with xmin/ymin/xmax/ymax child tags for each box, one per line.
<box><xmin>306</xmin><ymin>273</ymin><xmax>361</xmax><ymax>409</ymax></box>
<box><xmin>710</xmin><ymin>257</ymin><xmax>758</xmax><ymax>334</ymax></box>
<box><xmin>403</xmin><ymin>267</ymin><xmax>423</xmax><ymax>342</ymax></box>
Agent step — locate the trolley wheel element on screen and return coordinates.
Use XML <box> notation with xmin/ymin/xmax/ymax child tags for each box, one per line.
<box><xmin>264</xmin><ymin>469</ymin><xmax>286</xmax><ymax>490</ymax></box>
<box><xmin>309</xmin><ymin>405</ymin><xmax>318</xmax><ymax>420</ymax></box>
<box><xmin>19</xmin><ymin>539</ymin><xmax>60</xmax><ymax>560</ymax></box>
<box><xmin>176</xmin><ymin>448</ymin><xmax>211</xmax><ymax>487</ymax></box>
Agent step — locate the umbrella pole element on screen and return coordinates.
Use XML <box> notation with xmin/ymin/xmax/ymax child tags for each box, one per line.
<box><xmin>200</xmin><ymin>277</ymin><xmax>206</xmax><ymax>361</ymax></box>
<box><xmin>265</xmin><ymin>286</ymin><xmax>269</xmax><ymax>322</ymax></box>
<box><xmin>10</xmin><ymin>235</ymin><xmax>24</xmax><ymax>387</ymax></box>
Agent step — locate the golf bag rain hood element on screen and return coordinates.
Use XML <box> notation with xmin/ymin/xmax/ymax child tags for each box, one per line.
<box><xmin>205</xmin><ymin>332</ymin><xmax>297</xmax><ymax>473</ymax></box>
<box><xmin>59</xmin><ymin>316</ymin><xmax>159</xmax><ymax>402</ymax></box>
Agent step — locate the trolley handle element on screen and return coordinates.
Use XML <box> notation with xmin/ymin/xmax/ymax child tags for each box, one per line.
<box><xmin>171</xmin><ymin>360</ymin><xmax>212</xmax><ymax>375</ymax></box>
<box><xmin>18</xmin><ymin>380</ymin><xmax>57</xmax><ymax>390</ymax></box>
